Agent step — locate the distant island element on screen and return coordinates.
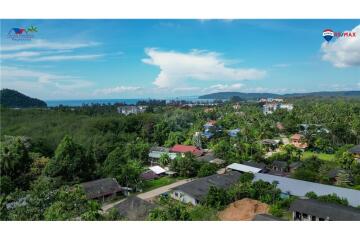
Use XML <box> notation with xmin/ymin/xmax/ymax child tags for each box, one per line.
<box><xmin>198</xmin><ymin>91</ymin><xmax>360</xmax><ymax>100</ymax></box>
<box><xmin>0</xmin><ymin>89</ymin><xmax>47</xmax><ymax>108</ymax></box>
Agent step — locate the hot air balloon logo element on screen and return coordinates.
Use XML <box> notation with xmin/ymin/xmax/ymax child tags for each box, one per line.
<box><xmin>323</xmin><ymin>29</ymin><xmax>334</xmax><ymax>42</ymax></box>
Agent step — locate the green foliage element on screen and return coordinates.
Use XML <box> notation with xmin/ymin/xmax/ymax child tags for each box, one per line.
<box><xmin>197</xmin><ymin>163</ymin><xmax>218</xmax><ymax>177</ymax></box>
<box><xmin>204</xmin><ymin>186</ymin><xmax>231</xmax><ymax>210</ymax></box>
<box><xmin>148</xmin><ymin>196</ymin><xmax>190</xmax><ymax>221</ymax></box>
<box><xmin>45</xmin><ymin>135</ymin><xmax>93</xmax><ymax>182</ymax></box>
<box><xmin>170</xmin><ymin>153</ymin><xmax>201</xmax><ymax>177</ymax></box>
<box><xmin>158</xmin><ymin>153</ymin><xmax>171</xmax><ymax>167</ymax></box>
<box><xmin>44</xmin><ymin>185</ymin><xmax>101</xmax><ymax>220</ymax></box>
<box><xmin>164</xmin><ymin>131</ymin><xmax>186</xmax><ymax>147</ymax></box>
<box><xmin>305</xmin><ymin>192</ymin><xmax>349</xmax><ymax>206</ymax></box>
<box><xmin>269</xmin><ymin>203</ymin><xmax>283</xmax><ymax>218</ymax></box>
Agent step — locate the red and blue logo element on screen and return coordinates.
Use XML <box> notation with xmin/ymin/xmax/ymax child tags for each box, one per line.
<box><xmin>8</xmin><ymin>26</ymin><xmax>38</xmax><ymax>41</ymax></box>
<box><xmin>323</xmin><ymin>29</ymin><xmax>334</xmax><ymax>42</ymax></box>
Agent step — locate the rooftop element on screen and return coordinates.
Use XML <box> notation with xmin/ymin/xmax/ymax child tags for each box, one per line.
<box><xmin>113</xmin><ymin>196</ymin><xmax>157</xmax><ymax>220</ymax></box>
<box><xmin>349</xmin><ymin>144</ymin><xmax>360</xmax><ymax>154</ymax></box>
<box><xmin>172</xmin><ymin>171</ymin><xmax>242</xmax><ymax>201</ymax></box>
<box><xmin>170</xmin><ymin>144</ymin><xmax>204</xmax><ymax>156</ymax></box>
<box><xmin>253</xmin><ymin>214</ymin><xmax>283</xmax><ymax>221</ymax></box>
<box><xmin>254</xmin><ymin>173</ymin><xmax>360</xmax><ymax>207</ymax></box>
<box><xmin>227</xmin><ymin>163</ymin><xmax>263</xmax><ymax>173</ymax></box>
<box><xmin>149</xmin><ymin>166</ymin><xmax>166</xmax><ymax>175</ymax></box>
<box><xmin>289</xmin><ymin>199</ymin><xmax>360</xmax><ymax>221</ymax></box>
<box><xmin>81</xmin><ymin>178</ymin><xmax>122</xmax><ymax>199</ymax></box>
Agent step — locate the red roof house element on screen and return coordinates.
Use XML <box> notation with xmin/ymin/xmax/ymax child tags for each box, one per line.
<box><xmin>170</xmin><ymin>144</ymin><xmax>204</xmax><ymax>157</ymax></box>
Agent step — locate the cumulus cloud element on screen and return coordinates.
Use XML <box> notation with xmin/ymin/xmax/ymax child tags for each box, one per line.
<box><xmin>142</xmin><ymin>48</ymin><xmax>266</xmax><ymax>88</ymax></box>
<box><xmin>321</xmin><ymin>25</ymin><xmax>360</xmax><ymax>68</ymax></box>
<box><xmin>94</xmin><ymin>86</ymin><xmax>143</xmax><ymax>95</ymax></box>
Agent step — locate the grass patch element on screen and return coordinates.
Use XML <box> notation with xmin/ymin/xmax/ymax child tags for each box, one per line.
<box><xmin>301</xmin><ymin>151</ymin><xmax>335</xmax><ymax>161</ymax></box>
<box><xmin>142</xmin><ymin>176</ymin><xmax>178</xmax><ymax>192</ymax></box>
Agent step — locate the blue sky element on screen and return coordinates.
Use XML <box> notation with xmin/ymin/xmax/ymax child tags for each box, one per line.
<box><xmin>1</xmin><ymin>19</ymin><xmax>359</xmax><ymax>100</ymax></box>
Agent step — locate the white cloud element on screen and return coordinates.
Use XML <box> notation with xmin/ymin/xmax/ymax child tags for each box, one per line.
<box><xmin>142</xmin><ymin>48</ymin><xmax>266</xmax><ymax>88</ymax></box>
<box><xmin>1</xmin><ymin>66</ymin><xmax>93</xmax><ymax>98</ymax></box>
<box><xmin>94</xmin><ymin>86</ymin><xmax>143</xmax><ymax>95</ymax></box>
<box><xmin>1</xmin><ymin>39</ymin><xmax>100</xmax><ymax>51</ymax></box>
<box><xmin>20</xmin><ymin>54</ymin><xmax>103</xmax><ymax>62</ymax></box>
<box><xmin>205</xmin><ymin>83</ymin><xmax>244</xmax><ymax>92</ymax></box>
<box><xmin>321</xmin><ymin>25</ymin><xmax>360</xmax><ymax>68</ymax></box>
<box><xmin>0</xmin><ymin>51</ymin><xmax>42</xmax><ymax>59</ymax></box>
<box><xmin>0</xmin><ymin>51</ymin><xmax>103</xmax><ymax>62</ymax></box>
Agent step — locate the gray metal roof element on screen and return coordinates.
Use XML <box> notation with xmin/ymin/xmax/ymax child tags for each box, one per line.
<box><xmin>252</xmin><ymin>214</ymin><xmax>283</xmax><ymax>221</ymax></box>
<box><xmin>254</xmin><ymin>173</ymin><xmax>360</xmax><ymax>207</ymax></box>
<box><xmin>348</xmin><ymin>144</ymin><xmax>360</xmax><ymax>154</ymax></box>
<box><xmin>289</xmin><ymin>199</ymin><xmax>360</xmax><ymax>221</ymax></box>
<box><xmin>172</xmin><ymin>171</ymin><xmax>242</xmax><ymax>201</ymax></box>
<box><xmin>113</xmin><ymin>196</ymin><xmax>157</xmax><ymax>220</ymax></box>
<box><xmin>81</xmin><ymin>178</ymin><xmax>122</xmax><ymax>199</ymax></box>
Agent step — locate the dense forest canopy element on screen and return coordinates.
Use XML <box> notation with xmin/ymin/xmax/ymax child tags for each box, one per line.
<box><xmin>1</xmin><ymin>96</ymin><xmax>360</xmax><ymax>220</ymax></box>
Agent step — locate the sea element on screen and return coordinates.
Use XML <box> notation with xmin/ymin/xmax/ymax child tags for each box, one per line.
<box><xmin>46</xmin><ymin>97</ymin><xmax>218</xmax><ymax>107</ymax></box>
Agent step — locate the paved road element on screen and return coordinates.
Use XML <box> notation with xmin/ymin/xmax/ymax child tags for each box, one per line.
<box><xmin>101</xmin><ymin>178</ymin><xmax>194</xmax><ymax>212</ymax></box>
<box><xmin>137</xmin><ymin>178</ymin><xmax>194</xmax><ymax>200</ymax></box>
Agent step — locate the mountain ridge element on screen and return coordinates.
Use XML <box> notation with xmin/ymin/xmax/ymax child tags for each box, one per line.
<box><xmin>198</xmin><ymin>91</ymin><xmax>360</xmax><ymax>100</ymax></box>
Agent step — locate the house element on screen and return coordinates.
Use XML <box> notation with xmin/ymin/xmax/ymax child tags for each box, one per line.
<box><xmin>203</xmin><ymin>120</ymin><xmax>219</xmax><ymax>139</ymax></box>
<box><xmin>289</xmin><ymin>161</ymin><xmax>303</xmax><ymax>173</ymax></box>
<box><xmin>242</xmin><ymin>161</ymin><xmax>267</xmax><ymax>172</ymax></box>
<box><xmin>289</xmin><ymin>199</ymin><xmax>360</xmax><ymax>221</ymax></box>
<box><xmin>197</xmin><ymin>151</ymin><xmax>216</xmax><ymax>162</ymax></box>
<box><xmin>253</xmin><ymin>173</ymin><xmax>360</xmax><ymax>207</ymax></box>
<box><xmin>140</xmin><ymin>170</ymin><xmax>159</xmax><ymax>180</ymax></box>
<box><xmin>260</xmin><ymin>139</ymin><xmax>280</xmax><ymax>151</ymax></box>
<box><xmin>170</xmin><ymin>144</ymin><xmax>204</xmax><ymax>157</ymax></box>
<box><xmin>81</xmin><ymin>178</ymin><xmax>122</xmax><ymax>201</ymax></box>
<box><xmin>148</xmin><ymin>147</ymin><xmax>177</xmax><ymax>164</ymax></box>
<box><xmin>140</xmin><ymin>165</ymin><xmax>167</xmax><ymax>180</ymax></box>
<box><xmin>271</xmin><ymin>160</ymin><xmax>288</xmax><ymax>172</ymax></box>
<box><xmin>171</xmin><ymin>171</ymin><xmax>242</xmax><ymax>205</ymax></box>
<box><xmin>290</xmin><ymin>134</ymin><xmax>308</xmax><ymax>149</ymax></box>
<box><xmin>226</xmin><ymin>163</ymin><xmax>263</xmax><ymax>174</ymax></box>
<box><xmin>112</xmin><ymin>196</ymin><xmax>157</xmax><ymax>220</ymax></box>
<box><xmin>348</xmin><ymin>144</ymin><xmax>360</xmax><ymax>162</ymax></box>
<box><xmin>149</xmin><ymin>166</ymin><xmax>166</xmax><ymax>175</ymax></box>
<box><xmin>279</xmin><ymin>103</ymin><xmax>294</xmax><ymax>111</ymax></box>
<box><xmin>228</xmin><ymin>128</ymin><xmax>241</xmax><ymax>137</ymax></box>
<box><xmin>117</xmin><ymin>105</ymin><xmax>146</xmax><ymax>115</ymax></box>
<box><xmin>263</xmin><ymin>103</ymin><xmax>278</xmax><ymax>115</ymax></box>
<box><xmin>252</xmin><ymin>213</ymin><xmax>283</xmax><ymax>221</ymax></box>
<box><xmin>262</xmin><ymin>101</ymin><xmax>293</xmax><ymax>115</ymax></box>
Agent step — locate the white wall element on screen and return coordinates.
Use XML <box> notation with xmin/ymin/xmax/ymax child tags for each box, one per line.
<box><xmin>171</xmin><ymin>190</ymin><xmax>198</xmax><ymax>205</ymax></box>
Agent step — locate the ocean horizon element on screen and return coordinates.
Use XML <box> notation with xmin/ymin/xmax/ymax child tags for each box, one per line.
<box><xmin>45</xmin><ymin>96</ymin><xmax>217</xmax><ymax>107</ymax></box>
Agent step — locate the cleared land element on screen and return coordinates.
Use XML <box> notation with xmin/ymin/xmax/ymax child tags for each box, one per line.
<box><xmin>218</xmin><ymin>198</ymin><xmax>269</xmax><ymax>221</ymax></box>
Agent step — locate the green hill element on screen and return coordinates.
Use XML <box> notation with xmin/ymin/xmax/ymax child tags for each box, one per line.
<box><xmin>0</xmin><ymin>89</ymin><xmax>47</xmax><ymax>108</ymax></box>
